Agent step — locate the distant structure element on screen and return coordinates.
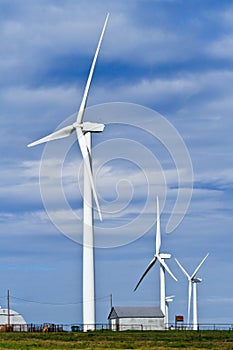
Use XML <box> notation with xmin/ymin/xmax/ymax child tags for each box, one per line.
<box><xmin>0</xmin><ymin>307</ymin><xmax>27</xmax><ymax>331</ymax></box>
<box><xmin>108</xmin><ymin>306</ymin><xmax>164</xmax><ymax>331</ymax></box>
<box><xmin>175</xmin><ymin>253</ymin><xmax>209</xmax><ymax>330</ymax></box>
<box><xmin>165</xmin><ymin>295</ymin><xmax>175</xmax><ymax>326</ymax></box>
<box><xmin>134</xmin><ymin>197</ymin><xmax>177</xmax><ymax>328</ymax></box>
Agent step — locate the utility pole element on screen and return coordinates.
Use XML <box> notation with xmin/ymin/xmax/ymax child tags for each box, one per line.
<box><xmin>7</xmin><ymin>289</ymin><xmax>10</xmax><ymax>326</ymax></box>
<box><xmin>110</xmin><ymin>294</ymin><xmax>113</xmax><ymax>310</ymax></box>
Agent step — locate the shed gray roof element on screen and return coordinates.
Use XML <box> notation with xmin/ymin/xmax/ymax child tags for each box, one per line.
<box><xmin>108</xmin><ymin>306</ymin><xmax>164</xmax><ymax>319</ymax></box>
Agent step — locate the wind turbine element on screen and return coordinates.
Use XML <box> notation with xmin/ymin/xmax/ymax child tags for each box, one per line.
<box><xmin>175</xmin><ymin>253</ymin><xmax>209</xmax><ymax>330</ymax></box>
<box><xmin>27</xmin><ymin>14</ymin><xmax>109</xmax><ymax>331</ymax></box>
<box><xmin>165</xmin><ymin>295</ymin><xmax>174</xmax><ymax>328</ymax></box>
<box><xmin>134</xmin><ymin>197</ymin><xmax>177</xmax><ymax>326</ymax></box>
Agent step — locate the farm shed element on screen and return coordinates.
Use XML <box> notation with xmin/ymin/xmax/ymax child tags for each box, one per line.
<box><xmin>0</xmin><ymin>307</ymin><xmax>27</xmax><ymax>331</ymax></box>
<box><xmin>108</xmin><ymin>306</ymin><xmax>165</xmax><ymax>331</ymax></box>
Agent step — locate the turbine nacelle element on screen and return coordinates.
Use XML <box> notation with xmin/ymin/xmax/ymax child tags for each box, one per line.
<box><xmin>192</xmin><ymin>277</ymin><xmax>202</xmax><ymax>283</ymax></box>
<box><xmin>165</xmin><ymin>295</ymin><xmax>174</xmax><ymax>303</ymax></box>
<box><xmin>81</xmin><ymin>122</ymin><xmax>105</xmax><ymax>133</ymax></box>
<box><xmin>160</xmin><ymin>253</ymin><xmax>171</xmax><ymax>259</ymax></box>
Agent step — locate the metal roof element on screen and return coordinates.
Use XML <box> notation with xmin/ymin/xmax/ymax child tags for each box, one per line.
<box><xmin>108</xmin><ymin>306</ymin><xmax>164</xmax><ymax>319</ymax></box>
<box><xmin>0</xmin><ymin>308</ymin><xmax>27</xmax><ymax>325</ymax></box>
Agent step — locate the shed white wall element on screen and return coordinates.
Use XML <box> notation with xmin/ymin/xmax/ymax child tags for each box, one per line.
<box><xmin>110</xmin><ymin>317</ymin><xmax>164</xmax><ymax>331</ymax></box>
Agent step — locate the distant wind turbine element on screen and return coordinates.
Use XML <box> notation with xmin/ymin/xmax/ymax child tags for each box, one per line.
<box><xmin>165</xmin><ymin>295</ymin><xmax>175</xmax><ymax>327</ymax></box>
<box><xmin>175</xmin><ymin>253</ymin><xmax>209</xmax><ymax>330</ymax></box>
<box><xmin>134</xmin><ymin>197</ymin><xmax>177</xmax><ymax>326</ymax></box>
<box><xmin>27</xmin><ymin>14</ymin><xmax>109</xmax><ymax>331</ymax></box>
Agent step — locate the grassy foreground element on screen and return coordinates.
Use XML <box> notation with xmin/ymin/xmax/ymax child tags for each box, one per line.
<box><xmin>0</xmin><ymin>330</ymin><xmax>232</xmax><ymax>349</ymax></box>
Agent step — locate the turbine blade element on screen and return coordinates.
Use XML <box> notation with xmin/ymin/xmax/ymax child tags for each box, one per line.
<box><xmin>175</xmin><ymin>258</ymin><xmax>191</xmax><ymax>280</ymax></box>
<box><xmin>156</xmin><ymin>196</ymin><xmax>161</xmax><ymax>256</ymax></box>
<box><xmin>157</xmin><ymin>255</ymin><xmax>178</xmax><ymax>281</ymax></box>
<box><xmin>27</xmin><ymin>125</ymin><xmax>75</xmax><ymax>147</ymax></box>
<box><xmin>76</xmin><ymin>128</ymin><xmax>102</xmax><ymax>221</ymax></box>
<box><xmin>191</xmin><ymin>253</ymin><xmax>209</xmax><ymax>280</ymax></box>
<box><xmin>76</xmin><ymin>14</ymin><xmax>109</xmax><ymax>124</ymax></box>
<box><xmin>187</xmin><ymin>280</ymin><xmax>192</xmax><ymax>325</ymax></box>
<box><xmin>134</xmin><ymin>256</ymin><xmax>157</xmax><ymax>291</ymax></box>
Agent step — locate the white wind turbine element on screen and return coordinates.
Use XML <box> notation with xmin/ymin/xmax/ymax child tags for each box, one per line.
<box><xmin>27</xmin><ymin>14</ymin><xmax>109</xmax><ymax>331</ymax></box>
<box><xmin>134</xmin><ymin>197</ymin><xmax>177</xmax><ymax>326</ymax></box>
<box><xmin>175</xmin><ymin>253</ymin><xmax>209</xmax><ymax>330</ymax></box>
<box><xmin>165</xmin><ymin>295</ymin><xmax>174</xmax><ymax>328</ymax></box>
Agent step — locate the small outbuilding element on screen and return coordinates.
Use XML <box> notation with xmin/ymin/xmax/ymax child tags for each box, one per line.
<box><xmin>0</xmin><ymin>307</ymin><xmax>27</xmax><ymax>331</ymax></box>
<box><xmin>108</xmin><ymin>306</ymin><xmax>165</xmax><ymax>331</ymax></box>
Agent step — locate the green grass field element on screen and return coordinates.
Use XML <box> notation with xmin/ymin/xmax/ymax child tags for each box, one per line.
<box><xmin>0</xmin><ymin>330</ymin><xmax>232</xmax><ymax>349</ymax></box>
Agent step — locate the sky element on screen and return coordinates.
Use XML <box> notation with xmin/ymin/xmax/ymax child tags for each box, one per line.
<box><xmin>0</xmin><ymin>0</ymin><xmax>233</xmax><ymax>326</ymax></box>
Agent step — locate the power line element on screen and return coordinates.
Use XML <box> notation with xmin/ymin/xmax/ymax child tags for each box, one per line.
<box><xmin>10</xmin><ymin>294</ymin><xmax>110</xmax><ymax>306</ymax></box>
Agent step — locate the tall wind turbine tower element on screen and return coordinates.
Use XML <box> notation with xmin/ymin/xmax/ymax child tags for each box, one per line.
<box><xmin>27</xmin><ymin>15</ymin><xmax>109</xmax><ymax>331</ymax></box>
<box><xmin>134</xmin><ymin>197</ymin><xmax>177</xmax><ymax>327</ymax></box>
<box><xmin>175</xmin><ymin>253</ymin><xmax>209</xmax><ymax>330</ymax></box>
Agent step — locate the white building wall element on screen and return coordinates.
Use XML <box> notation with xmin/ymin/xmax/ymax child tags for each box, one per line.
<box><xmin>0</xmin><ymin>308</ymin><xmax>27</xmax><ymax>331</ymax></box>
<box><xmin>109</xmin><ymin>318</ymin><xmax>118</xmax><ymax>331</ymax></box>
<box><xmin>110</xmin><ymin>317</ymin><xmax>164</xmax><ymax>331</ymax></box>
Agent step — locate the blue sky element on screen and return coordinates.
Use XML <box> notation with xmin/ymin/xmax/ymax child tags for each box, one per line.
<box><xmin>0</xmin><ymin>0</ymin><xmax>232</xmax><ymax>326</ymax></box>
